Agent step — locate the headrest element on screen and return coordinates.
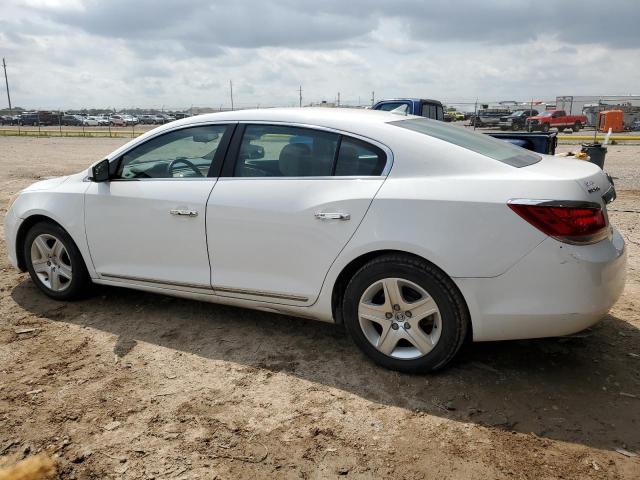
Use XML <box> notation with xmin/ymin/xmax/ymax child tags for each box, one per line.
<box><xmin>279</xmin><ymin>143</ymin><xmax>312</xmax><ymax>176</ymax></box>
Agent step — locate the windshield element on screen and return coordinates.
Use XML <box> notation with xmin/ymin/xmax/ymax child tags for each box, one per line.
<box><xmin>389</xmin><ymin>118</ymin><xmax>541</xmax><ymax>167</ymax></box>
<box><xmin>538</xmin><ymin>112</ymin><xmax>553</xmax><ymax>117</ymax></box>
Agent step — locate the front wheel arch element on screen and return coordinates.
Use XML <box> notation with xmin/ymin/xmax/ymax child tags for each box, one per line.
<box><xmin>16</xmin><ymin>215</ymin><xmax>68</xmax><ymax>271</ymax></box>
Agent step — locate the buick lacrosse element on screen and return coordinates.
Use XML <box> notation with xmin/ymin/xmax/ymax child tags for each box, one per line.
<box><xmin>5</xmin><ymin>108</ymin><xmax>626</xmax><ymax>372</ymax></box>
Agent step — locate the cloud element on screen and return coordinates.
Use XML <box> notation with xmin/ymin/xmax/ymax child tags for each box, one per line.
<box><xmin>1</xmin><ymin>0</ymin><xmax>639</xmax><ymax>110</ymax></box>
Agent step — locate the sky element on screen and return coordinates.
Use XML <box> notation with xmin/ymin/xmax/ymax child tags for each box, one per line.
<box><xmin>1</xmin><ymin>0</ymin><xmax>639</xmax><ymax>110</ymax></box>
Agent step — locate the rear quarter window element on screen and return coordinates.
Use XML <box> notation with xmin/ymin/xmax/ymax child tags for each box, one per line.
<box><xmin>389</xmin><ymin>118</ymin><xmax>541</xmax><ymax>167</ymax></box>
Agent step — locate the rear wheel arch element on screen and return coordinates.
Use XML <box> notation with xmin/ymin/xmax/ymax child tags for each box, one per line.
<box><xmin>331</xmin><ymin>249</ymin><xmax>472</xmax><ymax>335</ymax></box>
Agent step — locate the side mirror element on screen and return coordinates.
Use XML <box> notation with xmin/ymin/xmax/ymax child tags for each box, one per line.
<box><xmin>91</xmin><ymin>159</ymin><xmax>110</xmax><ymax>182</ymax></box>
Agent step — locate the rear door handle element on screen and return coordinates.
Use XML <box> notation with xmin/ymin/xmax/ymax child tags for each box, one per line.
<box><xmin>170</xmin><ymin>209</ymin><xmax>198</xmax><ymax>217</ymax></box>
<box><xmin>315</xmin><ymin>212</ymin><xmax>350</xmax><ymax>221</ymax></box>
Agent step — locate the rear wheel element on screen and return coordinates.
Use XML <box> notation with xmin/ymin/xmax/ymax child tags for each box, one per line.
<box><xmin>541</xmin><ymin>123</ymin><xmax>550</xmax><ymax>133</ymax></box>
<box><xmin>573</xmin><ymin>121</ymin><xmax>581</xmax><ymax>132</ymax></box>
<box><xmin>24</xmin><ymin>222</ymin><xmax>91</xmax><ymax>300</ymax></box>
<box><xmin>342</xmin><ymin>254</ymin><xmax>468</xmax><ymax>373</ymax></box>
<box><xmin>512</xmin><ymin>123</ymin><xmax>521</xmax><ymax>131</ymax></box>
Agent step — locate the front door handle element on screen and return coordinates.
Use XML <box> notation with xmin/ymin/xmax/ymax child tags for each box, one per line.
<box><xmin>314</xmin><ymin>212</ymin><xmax>350</xmax><ymax>221</ymax></box>
<box><xmin>170</xmin><ymin>209</ymin><xmax>198</xmax><ymax>217</ymax></box>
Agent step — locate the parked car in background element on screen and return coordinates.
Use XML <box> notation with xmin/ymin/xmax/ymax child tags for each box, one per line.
<box><xmin>61</xmin><ymin>115</ymin><xmax>83</xmax><ymax>126</ymax></box>
<box><xmin>138</xmin><ymin>115</ymin><xmax>156</xmax><ymax>125</ymax></box>
<box><xmin>630</xmin><ymin>118</ymin><xmax>640</xmax><ymax>131</ymax></box>
<box><xmin>499</xmin><ymin>109</ymin><xmax>539</xmax><ymax>131</ymax></box>
<box><xmin>0</xmin><ymin>115</ymin><xmax>18</xmax><ymax>125</ymax></box>
<box><xmin>4</xmin><ymin>108</ymin><xmax>625</xmax><ymax>373</ymax></box>
<box><xmin>121</xmin><ymin>115</ymin><xmax>137</xmax><ymax>126</ymax></box>
<box><xmin>525</xmin><ymin>110</ymin><xmax>587</xmax><ymax>133</ymax></box>
<box><xmin>174</xmin><ymin>112</ymin><xmax>190</xmax><ymax>120</ymax></box>
<box><xmin>472</xmin><ymin>109</ymin><xmax>511</xmax><ymax>128</ymax></box>
<box><xmin>109</xmin><ymin>115</ymin><xmax>125</xmax><ymax>127</ymax></box>
<box><xmin>83</xmin><ymin>116</ymin><xmax>100</xmax><ymax>126</ymax></box>
<box><xmin>19</xmin><ymin>111</ymin><xmax>60</xmax><ymax>126</ymax></box>
<box><xmin>447</xmin><ymin>111</ymin><xmax>465</xmax><ymax>121</ymax></box>
<box><xmin>96</xmin><ymin>116</ymin><xmax>110</xmax><ymax>126</ymax></box>
<box><xmin>372</xmin><ymin>98</ymin><xmax>445</xmax><ymax>121</ymax></box>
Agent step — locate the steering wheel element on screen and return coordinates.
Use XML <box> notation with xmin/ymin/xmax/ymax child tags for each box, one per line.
<box><xmin>168</xmin><ymin>158</ymin><xmax>203</xmax><ymax>177</ymax></box>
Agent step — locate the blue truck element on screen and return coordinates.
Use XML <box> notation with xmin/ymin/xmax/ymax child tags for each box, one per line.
<box><xmin>372</xmin><ymin>98</ymin><xmax>557</xmax><ymax>155</ymax></box>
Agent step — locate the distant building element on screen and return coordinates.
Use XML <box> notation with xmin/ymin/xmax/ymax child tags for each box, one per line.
<box><xmin>556</xmin><ymin>95</ymin><xmax>640</xmax><ymax>126</ymax></box>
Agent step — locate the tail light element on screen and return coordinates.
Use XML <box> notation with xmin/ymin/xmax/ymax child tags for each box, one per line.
<box><xmin>508</xmin><ymin>200</ymin><xmax>609</xmax><ymax>245</ymax></box>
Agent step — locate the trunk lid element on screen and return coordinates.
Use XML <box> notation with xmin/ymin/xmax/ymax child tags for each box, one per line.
<box><xmin>522</xmin><ymin>155</ymin><xmax>614</xmax><ymax>205</ymax></box>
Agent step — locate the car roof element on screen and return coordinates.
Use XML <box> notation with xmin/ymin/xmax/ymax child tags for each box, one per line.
<box><xmin>176</xmin><ymin>107</ymin><xmax>403</xmax><ymax>128</ymax></box>
<box><xmin>377</xmin><ymin>98</ymin><xmax>442</xmax><ymax>105</ymax></box>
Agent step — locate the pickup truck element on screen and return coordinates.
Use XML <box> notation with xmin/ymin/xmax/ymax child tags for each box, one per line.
<box><xmin>372</xmin><ymin>98</ymin><xmax>557</xmax><ymax>155</ymax></box>
<box><xmin>525</xmin><ymin>110</ymin><xmax>587</xmax><ymax>133</ymax></box>
<box><xmin>498</xmin><ymin>109</ymin><xmax>538</xmax><ymax>131</ymax></box>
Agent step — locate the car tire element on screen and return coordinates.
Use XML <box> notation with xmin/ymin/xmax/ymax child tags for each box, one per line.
<box><xmin>342</xmin><ymin>254</ymin><xmax>469</xmax><ymax>373</ymax></box>
<box><xmin>24</xmin><ymin>221</ymin><xmax>92</xmax><ymax>300</ymax></box>
<box><xmin>573</xmin><ymin>121</ymin><xmax>581</xmax><ymax>132</ymax></box>
<box><xmin>512</xmin><ymin>123</ymin><xmax>521</xmax><ymax>131</ymax></box>
<box><xmin>541</xmin><ymin>123</ymin><xmax>550</xmax><ymax>133</ymax></box>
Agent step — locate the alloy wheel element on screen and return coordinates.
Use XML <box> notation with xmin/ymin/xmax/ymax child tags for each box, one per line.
<box><xmin>358</xmin><ymin>278</ymin><xmax>442</xmax><ymax>360</ymax></box>
<box><xmin>30</xmin><ymin>233</ymin><xmax>73</xmax><ymax>291</ymax></box>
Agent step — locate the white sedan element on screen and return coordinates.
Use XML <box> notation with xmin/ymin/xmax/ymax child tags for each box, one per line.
<box><xmin>4</xmin><ymin>108</ymin><xmax>626</xmax><ymax>372</ymax></box>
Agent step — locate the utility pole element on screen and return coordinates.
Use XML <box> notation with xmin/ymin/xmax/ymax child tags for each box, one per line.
<box><xmin>337</xmin><ymin>92</ymin><xmax>340</xmax><ymax>107</ymax></box>
<box><xmin>230</xmin><ymin>80</ymin><xmax>234</xmax><ymax>111</ymax></box>
<box><xmin>2</xmin><ymin>58</ymin><xmax>12</xmax><ymax>116</ymax></box>
<box><xmin>371</xmin><ymin>91</ymin><xmax>375</xmax><ymax>106</ymax></box>
<box><xmin>299</xmin><ymin>85</ymin><xmax>302</xmax><ymax>107</ymax></box>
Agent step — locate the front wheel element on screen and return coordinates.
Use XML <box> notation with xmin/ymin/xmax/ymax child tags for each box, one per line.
<box><xmin>24</xmin><ymin>222</ymin><xmax>92</xmax><ymax>300</ymax></box>
<box><xmin>573</xmin><ymin>121</ymin><xmax>581</xmax><ymax>132</ymax></box>
<box><xmin>541</xmin><ymin>123</ymin><xmax>550</xmax><ymax>133</ymax></box>
<box><xmin>342</xmin><ymin>254</ymin><xmax>469</xmax><ymax>373</ymax></box>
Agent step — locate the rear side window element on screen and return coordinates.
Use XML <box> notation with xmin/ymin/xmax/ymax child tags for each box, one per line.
<box><xmin>235</xmin><ymin>125</ymin><xmax>339</xmax><ymax>177</ymax></box>
<box><xmin>334</xmin><ymin>137</ymin><xmax>387</xmax><ymax>176</ymax></box>
<box><xmin>376</xmin><ymin>102</ymin><xmax>410</xmax><ymax>113</ymax></box>
<box><xmin>390</xmin><ymin>118</ymin><xmax>541</xmax><ymax>167</ymax></box>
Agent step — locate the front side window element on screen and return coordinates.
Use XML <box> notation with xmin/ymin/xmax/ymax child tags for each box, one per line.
<box><xmin>117</xmin><ymin>125</ymin><xmax>228</xmax><ymax>179</ymax></box>
<box><xmin>390</xmin><ymin>117</ymin><xmax>541</xmax><ymax>167</ymax></box>
<box><xmin>334</xmin><ymin>137</ymin><xmax>387</xmax><ymax>176</ymax></box>
<box><xmin>235</xmin><ymin>125</ymin><xmax>339</xmax><ymax>177</ymax></box>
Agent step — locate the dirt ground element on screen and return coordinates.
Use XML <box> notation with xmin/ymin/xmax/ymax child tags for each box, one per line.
<box><xmin>0</xmin><ymin>136</ymin><xmax>639</xmax><ymax>479</ymax></box>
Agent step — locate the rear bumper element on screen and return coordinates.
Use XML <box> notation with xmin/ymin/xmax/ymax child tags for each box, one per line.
<box><xmin>456</xmin><ymin>229</ymin><xmax>627</xmax><ymax>341</ymax></box>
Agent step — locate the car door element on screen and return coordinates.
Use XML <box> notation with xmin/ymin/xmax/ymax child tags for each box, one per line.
<box><xmin>552</xmin><ymin>111</ymin><xmax>565</xmax><ymax>127</ymax></box>
<box><xmin>85</xmin><ymin>123</ymin><xmax>234</xmax><ymax>289</ymax></box>
<box><xmin>206</xmin><ymin>123</ymin><xmax>390</xmax><ymax>306</ymax></box>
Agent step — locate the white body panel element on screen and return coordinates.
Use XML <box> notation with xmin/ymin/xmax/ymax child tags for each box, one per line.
<box><xmin>3</xmin><ymin>108</ymin><xmax>627</xmax><ymax>343</ymax></box>
<box><xmin>84</xmin><ymin>179</ymin><xmax>216</xmax><ymax>287</ymax></box>
<box><xmin>207</xmin><ymin>177</ymin><xmax>383</xmax><ymax>305</ymax></box>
